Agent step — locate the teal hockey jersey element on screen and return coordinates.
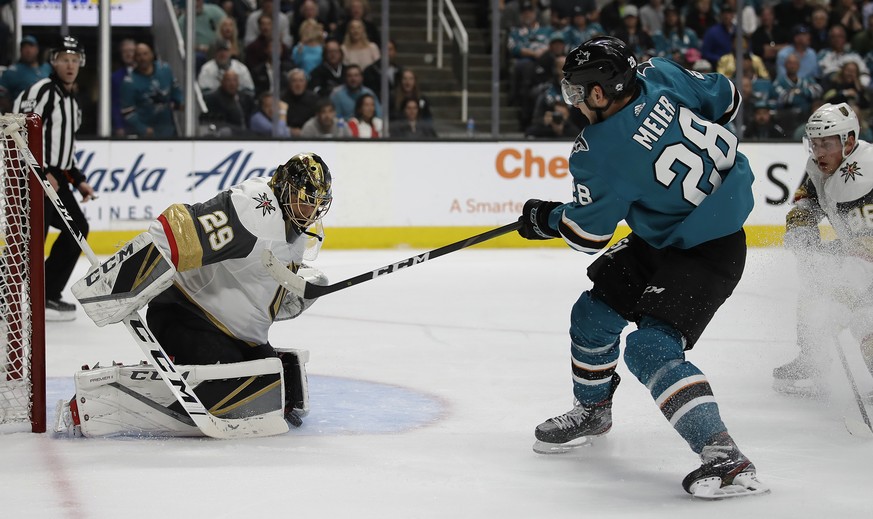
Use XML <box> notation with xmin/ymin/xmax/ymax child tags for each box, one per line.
<box><xmin>552</xmin><ymin>57</ymin><xmax>755</xmax><ymax>251</ymax></box>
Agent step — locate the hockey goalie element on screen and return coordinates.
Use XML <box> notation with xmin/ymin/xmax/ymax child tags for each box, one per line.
<box><xmin>57</xmin><ymin>153</ymin><xmax>332</xmax><ymax>437</ymax></box>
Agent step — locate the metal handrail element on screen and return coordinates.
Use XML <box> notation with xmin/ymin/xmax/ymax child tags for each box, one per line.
<box><xmin>429</xmin><ymin>0</ymin><xmax>468</xmax><ymax>122</ymax></box>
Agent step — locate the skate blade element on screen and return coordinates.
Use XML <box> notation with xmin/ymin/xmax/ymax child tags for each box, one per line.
<box><xmin>772</xmin><ymin>378</ymin><xmax>826</xmax><ymax>399</ymax></box>
<box><xmin>532</xmin><ymin>436</ymin><xmax>595</xmax><ymax>454</ymax></box>
<box><xmin>690</xmin><ymin>473</ymin><xmax>771</xmax><ymax>500</ymax></box>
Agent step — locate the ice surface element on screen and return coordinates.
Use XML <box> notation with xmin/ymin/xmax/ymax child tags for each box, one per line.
<box><xmin>2</xmin><ymin>248</ymin><xmax>872</xmax><ymax>518</ymax></box>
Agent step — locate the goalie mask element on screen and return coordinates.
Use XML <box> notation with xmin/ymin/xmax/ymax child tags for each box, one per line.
<box><xmin>269</xmin><ymin>152</ymin><xmax>332</xmax><ymax>231</ymax></box>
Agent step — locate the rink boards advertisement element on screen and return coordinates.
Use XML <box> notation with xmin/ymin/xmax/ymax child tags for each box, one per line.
<box><xmin>68</xmin><ymin>140</ymin><xmax>808</xmax><ymax>252</ymax></box>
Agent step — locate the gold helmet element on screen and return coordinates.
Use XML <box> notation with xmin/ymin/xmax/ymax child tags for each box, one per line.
<box><xmin>269</xmin><ymin>152</ymin><xmax>332</xmax><ymax>230</ymax></box>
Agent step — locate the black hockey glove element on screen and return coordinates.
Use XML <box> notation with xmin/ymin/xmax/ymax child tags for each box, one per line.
<box><xmin>518</xmin><ymin>199</ymin><xmax>561</xmax><ymax>240</ymax></box>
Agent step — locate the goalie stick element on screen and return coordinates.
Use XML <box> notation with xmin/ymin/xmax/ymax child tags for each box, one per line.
<box><xmin>3</xmin><ymin>123</ymin><xmax>289</xmax><ymax>439</ymax></box>
<box><xmin>263</xmin><ymin>221</ymin><xmax>523</xmax><ymax>298</ymax></box>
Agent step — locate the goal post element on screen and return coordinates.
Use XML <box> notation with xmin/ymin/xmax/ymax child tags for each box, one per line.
<box><xmin>0</xmin><ymin>113</ymin><xmax>46</xmax><ymax>433</ymax></box>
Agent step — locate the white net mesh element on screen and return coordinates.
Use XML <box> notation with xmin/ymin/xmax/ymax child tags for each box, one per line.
<box><xmin>0</xmin><ymin>114</ymin><xmax>35</xmax><ymax>426</ymax></box>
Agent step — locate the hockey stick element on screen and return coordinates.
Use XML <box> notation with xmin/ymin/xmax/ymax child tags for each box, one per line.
<box><xmin>834</xmin><ymin>334</ymin><xmax>873</xmax><ymax>437</ymax></box>
<box><xmin>263</xmin><ymin>221</ymin><xmax>523</xmax><ymax>298</ymax></box>
<box><xmin>4</xmin><ymin>123</ymin><xmax>288</xmax><ymax>439</ymax></box>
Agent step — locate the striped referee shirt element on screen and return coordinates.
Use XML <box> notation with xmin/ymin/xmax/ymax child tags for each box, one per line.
<box><xmin>13</xmin><ymin>72</ymin><xmax>82</xmax><ymax>174</ymax></box>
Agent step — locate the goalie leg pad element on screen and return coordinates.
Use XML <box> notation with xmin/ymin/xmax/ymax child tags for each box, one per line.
<box><xmin>65</xmin><ymin>358</ymin><xmax>285</xmax><ymax>437</ymax></box>
<box><xmin>275</xmin><ymin>347</ymin><xmax>310</xmax><ymax>420</ymax></box>
<box><xmin>71</xmin><ymin>232</ymin><xmax>176</xmax><ymax>327</ymax></box>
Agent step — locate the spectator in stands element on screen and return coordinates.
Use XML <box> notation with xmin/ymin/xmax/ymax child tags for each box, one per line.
<box><xmin>701</xmin><ymin>6</ymin><xmax>735</xmax><ymax>67</ymax></box>
<box><xmin>250</xmin><ymin>51</ymin><xmax>292</xmax><ymax>97</ymax></box>
<box><xmin>244</xmin><ymin>0</ymin><xmax>293</xmax><ymax>48</ymax></box>
<box><xmin>773</xmin><ymin>52</ymin><xmax>822</xmax><ymax>116</ymax></box>
<box><xmin>808</xmin><ymin>7</ymin><xmax>830</xmax><ymax>52</ymax></box>
<box><xmin>611</xmin><ymin>5</ymin><xmax>654</xmax><ymax>59</ymax></box>
<box><xmin>249</xmin><ymin>91</ymin><xmax>290</xmax><ymax>136</ymax></box>
<box><xmin>330</xmin><ymin>63</ymin><xmax>381</xmax><ymax>119</ymax></box>
<box><xmin>199</xmin><ymin>39</ymin><xmax>255</xmax><ymax>96</ymax></box>
<box><xmin>281</xmin><ymin>68</ymin><xmax>319</xmax><ymax>137</ymax></box>
<box><xmin>291</xmin><ymin>0</ymin><xmax>322</xmax><ymax>42</ymax></box>
<box><xmin>818</xmin><ymin>25</ymin><xmax>871</xmax><ymax>88</ymax></box>
<box><xmin>745</xmin><ymin>102</ymin><xmax>786</xmax><ymax>140</ymax></box>
<box><xmin>333</xmin><ymin>0</ymin><xmax>380</xmax><ymax>46</ymax></box>
<box><xmin>245</xmin><ymin>14</ymin><xmax>290</xmax><ymax>71</ymax></box>
<box><xmin>121</xmin><ymin>42</ymin><xmax>184</xmax><ymax>138</ymax></box>
<box><xmin>638</xmin><ymin>0</ymin><xmax>665</xmax><ymax>36</ymax></box>
<box><xmin>774</xmin><ymin>0</ymin><xmax>813</xmax><ymax>33</ymax></box>
<box><xmin>391</xmin><ymin>97</ymin><xmax>437</xmax><ymax>139</ymax></box>
<box><xmin>750</xmin><ymin>6</ymin><xmax>789</xmax><ymax>79</ymax></box>
<box><xmin>823</xmin><ymin>61</ymin><xmax>870</xmax><ymax>110</ymax></box>
<box><xmin>717</xmin><ymin>48</ymin><xmax>770</xmax><ymax>80</ymax></box>
<box><xmin>214</xmin><ymin>16</ymin><xmax>242</xmax><ymax>59</ymax></box>
<box><xmin>341</xmin><ymin>19</ymin><xmax>380</xmax><ymax>69</ymax></box>
<box><xmin>346</xmin><ymin>92</ymin><xmax>381</xmax><ymax>138</ymax></box>
<box><xmin>524</xmin><ymin>101</ymin><xmax>580</xmax><ymax>139</ymax></box>
<box><xmin>777</xmin><ymin>25</ymin><xmax>820</xmax><ymax>81</ymax></box>
<box><xmin>529</xmin><ymin>55</ymin><xmax>566</xmax><ymax>129</ymax></box>
<box><xmin>218</xmin><ymin>0</ymin><xmax>252</xmax><ymax>42</ymax></box>
<box><xmin>310</xmin><ymin>38</ymin><xmax>344</xmax><ymax>96</ymax></box>
<box><xmin>546</xmin><ymin>4</ymin><xmax>571</xmax><ymax>35</ymax></box>
<box><xmin>293</xmin><ymin>0</ymin><xmax>342</xmax><ymax>35</ymax></box>
<box><xmin>598</xmin><ymin>0</ymin><xmax>631</xmax><ymax>35</ymax></box>
<box><xmin>110</xmin><ymin>39</ymin><xmax>137</xmax><ymax>136</ymax></box>
<box><xmin>364</xmin><ymin>38</ymin><xmax>402</xmax><ymax>98</ymax></box>
<box><xmin>390</xmin><ymin>69</ymin><xmax>432</xmax><ymax>121</ymax></box>
<box><xmin>301</xmin><ymin>97</ymin><xmax>347</xmax><ymax>137</ymax></box>
<box><xmin>507</xmin><ymin>1</ymin><xmax>551</xmax><ymax>111</ymax></box>
<box><xmin>685</xmin><ymin>0</ymin><xmax>718</xmax><ymax>40</ymax></box>
<box><xmin>178</xmin><ymin>0</ymin><xmax>226</xmax><ymax>71</ymax></box>
<box><xmin>852</xmin><ymin>14</ymin><xmax>873</xmax><ymax>56</ymax></box>
<box><xmin>562</xmin><ymin>4</ymin><xmax>605</xmax><ymax>50</ymax></box>
<box><xmin>202</xmin><ymin>69</ymin><xmax>255</xmax><ymax>134</ymax></box>
<box><xmin>292</xmin><ymin>19</ymin><xmax>325</xmax><ymax>78</ymax></box>
<box><xmin>652</xmin><ymin>6</ymin><xmax>699</xmax><ymax>64</ymax></box>
<box><xmin>832</xmin><ymin>0</ymin><xmax>864</xmax><ymax>40</ymax></box>
<box><xmin>0</xmin><ymin>35</ymin><xmax>51</xmax><ymax>113</ymax></box>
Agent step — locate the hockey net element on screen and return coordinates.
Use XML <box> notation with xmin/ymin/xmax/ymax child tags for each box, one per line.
<box><xmin>0</xmin><ymin>113</ymin><xmax>45</xmax><ymax>433</ymax></box>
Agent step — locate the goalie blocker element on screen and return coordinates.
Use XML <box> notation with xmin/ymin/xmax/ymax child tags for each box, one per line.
<box><xmin>56</xmin><ymin>349</ymin><xmax>310</xmax><ymax>437</ymax></box>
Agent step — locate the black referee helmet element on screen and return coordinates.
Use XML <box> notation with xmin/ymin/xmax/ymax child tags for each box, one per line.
<box><xmin>51</xmin><ymin>36</ymin><xmax>86</xmax><ymax>67</ymax></box>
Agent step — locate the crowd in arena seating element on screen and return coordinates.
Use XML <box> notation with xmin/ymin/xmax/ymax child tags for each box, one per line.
<box><xmin>7</xmin><ymin>0</ymin><xmax>873</xmax><ymax>141</ymax></box>
<box><xmin>505</xmin><ymin>0</ymin><xmax>873</xmax><ymax>141</ymax></box>
<box><xmin>0</xmin><ymin>0</ymin><xmax>437</xmax><ymax>140</ymax></box>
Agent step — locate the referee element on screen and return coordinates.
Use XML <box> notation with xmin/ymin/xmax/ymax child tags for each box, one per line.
<box><xmin>14</xmin><ymin>36</ymin><xmax>95</xmax><ymax>321</ymax></box>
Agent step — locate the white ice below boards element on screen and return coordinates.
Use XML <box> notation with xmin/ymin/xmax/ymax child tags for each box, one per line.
<box><xmin>3</xmin><ymin>248</ymin><xmax>873</xmax><ymax>518</ymax></box>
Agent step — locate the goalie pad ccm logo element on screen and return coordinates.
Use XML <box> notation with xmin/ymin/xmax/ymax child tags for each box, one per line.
<box><xmin>84</xmin><ymin>242</ymin><xmax>135</xmax><ymax>286</ymax></box>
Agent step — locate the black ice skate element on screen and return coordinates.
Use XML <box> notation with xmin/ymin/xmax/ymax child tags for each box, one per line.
<box><xmin>683</xmin><ymin>433</ymin><xmax>769</xmax><ymax>499</ymax></box>
<box><xmin>532</xmin><ymin>375</ymin><xmax>619</xmax><ymax>454</ymax></box>
<box><xmin>772</xmin><ymin>353</ymin><xmax>826</xmax><ymax>397</ymax></box>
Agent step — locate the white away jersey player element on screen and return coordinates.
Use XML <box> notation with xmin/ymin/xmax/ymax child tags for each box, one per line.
<box><xmin>148</xmin><ymin>176</ymin><xmax>307</xmax><ymax>345</ymax></box>
<box><xmin>798</xmin><ymin>140</ymin><xmax>873</xmax><ymax>252</ymax></box>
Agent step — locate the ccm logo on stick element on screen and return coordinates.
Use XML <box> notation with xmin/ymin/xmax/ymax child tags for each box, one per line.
<box><xmin>372</xmin><ymin>253</ymin><xmax>430</xmax><ymax>278</ymax></box>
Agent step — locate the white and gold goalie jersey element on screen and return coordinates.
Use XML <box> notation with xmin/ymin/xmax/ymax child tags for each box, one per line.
<box><xmin>790</xmin><ymin>140</ymin><xmax>873</xmax><ymax>259</ymax></box>
<box><xmin>147</xmin><ymin>177</ymin><xmax>307</xmax><ymax>345</ymax></box>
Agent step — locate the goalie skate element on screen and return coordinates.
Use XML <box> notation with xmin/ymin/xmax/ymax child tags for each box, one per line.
<box><xmin>683</xmin><ymin>434</ymin><xmax>770</xmax><ymax>499</ymax></box>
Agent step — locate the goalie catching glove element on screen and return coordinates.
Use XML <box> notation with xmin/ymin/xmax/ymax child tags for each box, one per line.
<box><xmin>71</xmin><ymin>232</ymin><xmax>176</xmax><ymax>326</ymax></box>
<box><xmin>518</xmin><ymin>199</ymin><xmax>561</xmax><ymax>240</ymax></box>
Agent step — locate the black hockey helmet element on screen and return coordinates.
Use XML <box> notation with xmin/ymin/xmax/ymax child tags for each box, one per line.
<box><xmin>269</xmin><ymin>152</ymin><xmax>333</xmax><ymax>230</ymax></box>
<box><xmin>561</xmin><ymin>36</ymin><xmax>636</xmax><ymax>106</ymax></box>
<box><xmin>51</xmin><ymin>36</ymin><xmax>86</xmax><ymax>67</ymax></box>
